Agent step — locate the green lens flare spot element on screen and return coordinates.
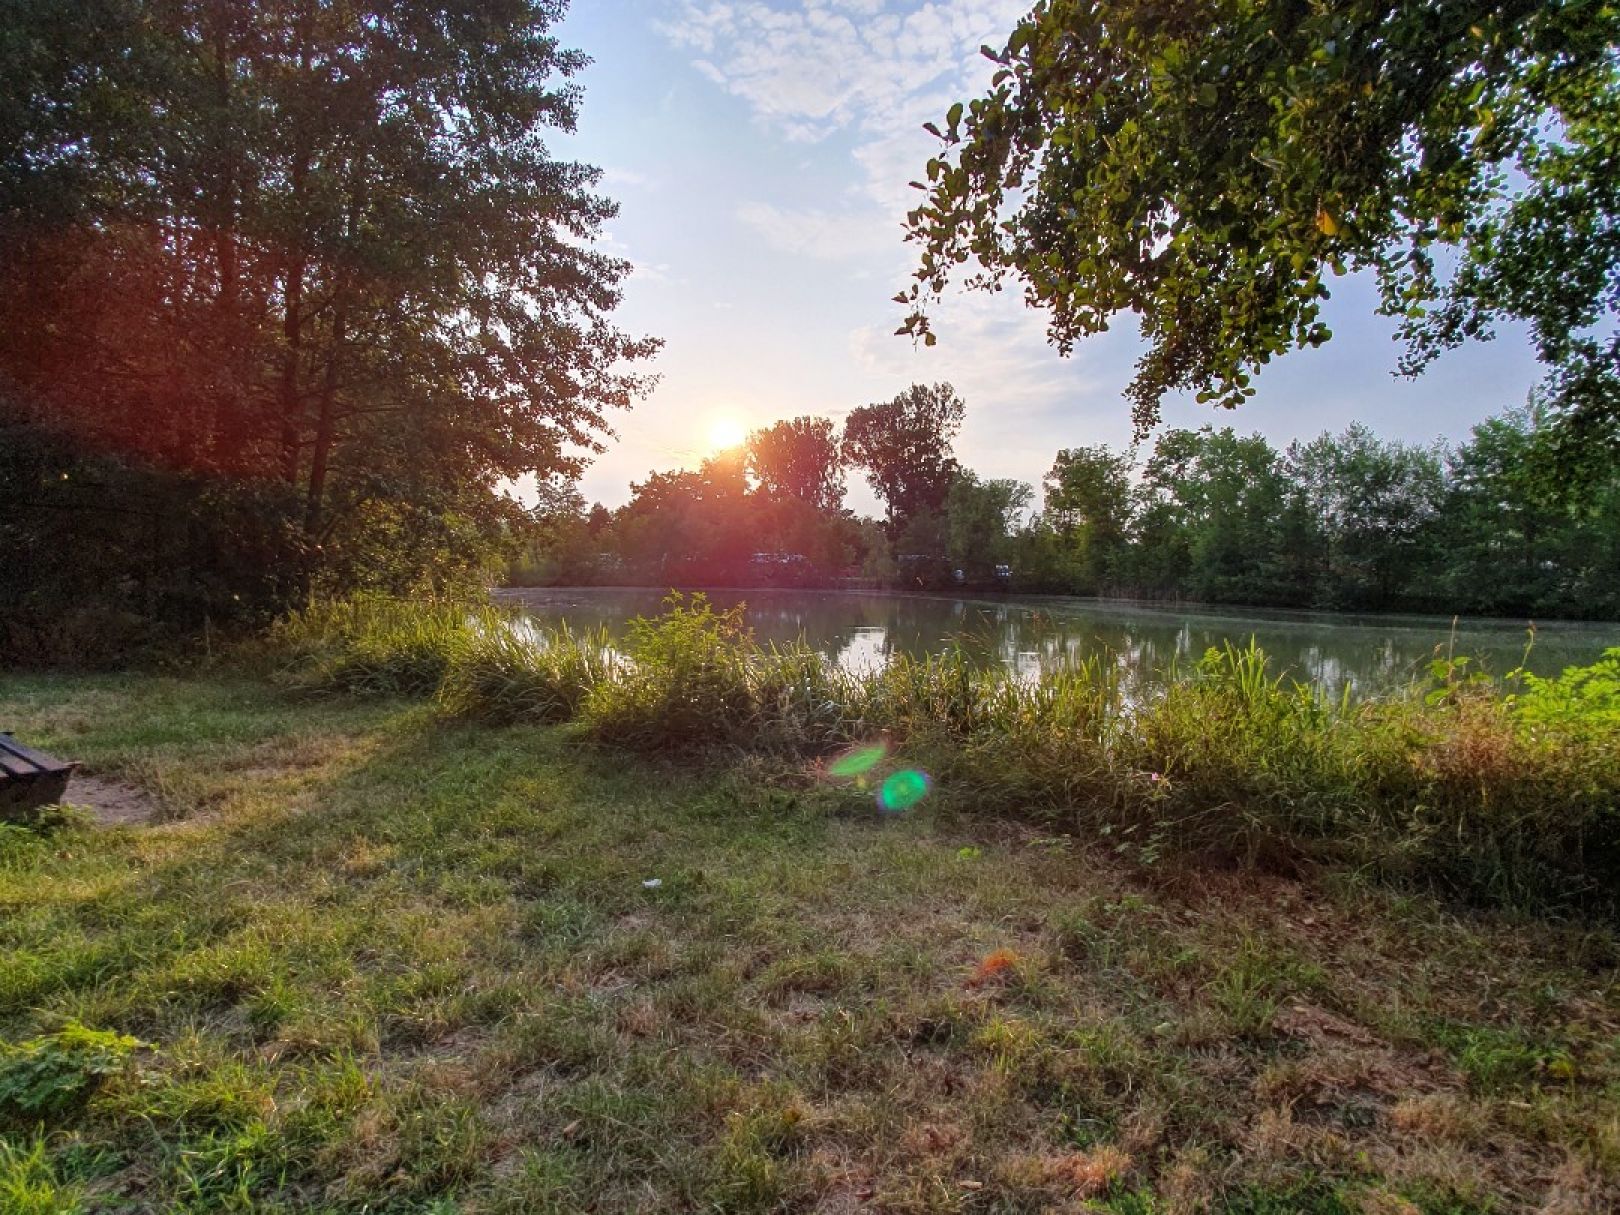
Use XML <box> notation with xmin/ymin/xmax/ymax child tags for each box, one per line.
<box><xmin>878</xmin><ymin>769</ymin><xmax>931</xmax><ymax>813</ymax></box>
<box><xmin>828</xmin><ymin>743</ymin><xmax>887</xmax><ymax>779</ymax></box>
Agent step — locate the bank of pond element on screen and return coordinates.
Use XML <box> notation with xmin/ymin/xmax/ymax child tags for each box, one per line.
<box><xmin>264</xmin><ymin>593</ymin><xmax>1620</xmax><ymax>920</ymax></box>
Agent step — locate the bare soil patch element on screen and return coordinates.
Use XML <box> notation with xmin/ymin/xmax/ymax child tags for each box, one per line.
<box><xmin>62</xmin><ymin>772</ymin><xmax>161</xmax><ymax>826</ymax></box>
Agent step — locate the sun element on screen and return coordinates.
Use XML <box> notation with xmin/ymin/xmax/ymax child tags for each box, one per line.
<box><xmin>707</xmin><ymin>417</ymin><xmax>746</xmax><ymax>451</ymax></box>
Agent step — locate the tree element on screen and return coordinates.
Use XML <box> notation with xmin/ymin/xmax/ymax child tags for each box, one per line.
<box><xmin>1286</xmin><ymin>425</ymin><xmax>1446</xmax><ymax>608</ymax></box>
<box><xmin>946</xmin><ymin>472</ymin><xmax>1032</xmax><ymax>581</ymax></box>
<box><xmin>841</xmin><ymin>382</ymin><xmax>965</xmax><ymax>538</ymax></box>
<box><xmin>0</xmin><ymin>0</ymin><xmax>656</xmax><ymax>643</ymax></box>
<box><xmin>899</xmin><ymin>1</ymin><xmax>1620</xmax><ymax>444</ymax></box>
<box><xmin>1043</xmin><ymin>445</ymin><xmax>1134</xmax><ymax>590</ymax></box>
<box><xmin>1131</xmin><ymin>428</ymin><xmax>1292</xmax><ymax>603</ymax></box>
<box><xmin>1439</xmin><ymin>399</ymin><xmax>1590</xmax><ymax>614</ymax></box>
<box><xmin>746</xmin><ymin>416</ymin><xmax>844</xmax><ymax>511</ymax></box>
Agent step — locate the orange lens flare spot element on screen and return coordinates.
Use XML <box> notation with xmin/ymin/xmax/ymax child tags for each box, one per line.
<box><xmin>967</xmin><ymin>948</ymin><xmax>1021</xmax><ymax>987</ymax></box>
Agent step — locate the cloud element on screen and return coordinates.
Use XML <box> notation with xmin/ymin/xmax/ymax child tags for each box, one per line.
<box><xmin>661</xmin><ymin>1</ymin><xmax>1023</xmax><ymax>145</ymax></box>
<box><xmin>662</xmin><ymin>1</ymin><xmax>1026</xmax><ymax>276</ymax></box>
<box><xmin>601</xmin><ymin>164</ymin><xmax>656</xmax><ymax>192</ymax></box>
<box><xmin>736</xmin><ymin>199</ymin><xmax>900</xmax><ymax>260</ymax></box>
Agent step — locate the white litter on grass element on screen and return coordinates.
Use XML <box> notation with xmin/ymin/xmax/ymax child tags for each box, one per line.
<box><xmin>641</xmin><ymin>878</ymin><xmax>663</xmax><ymax>889</ymax></box>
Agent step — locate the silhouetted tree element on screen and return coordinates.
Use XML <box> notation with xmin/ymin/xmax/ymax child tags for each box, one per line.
<box><xmin>746</xmin><ymin>416</ymin><xmax>844</xmax><ymax>511</ymax></box>
<box><xmin>841</xmin><ymin>382</ymin><xmax>964</xmax><ymax>539</ymax></box>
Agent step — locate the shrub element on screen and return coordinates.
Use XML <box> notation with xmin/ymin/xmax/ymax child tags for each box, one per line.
<box><xmin>260</xmin><ymin>595</ymin><xmax>1620</xmax><ymax>915</ymax></box>
<box><xmin>583</xmin><ymin>594</ymin><xmax>759</xmax><ymax>750</ymax></box>
<box><xmin>267</xmin><ymin>595</ymin><xmax>484</xmax><ymax>697</ymax></box>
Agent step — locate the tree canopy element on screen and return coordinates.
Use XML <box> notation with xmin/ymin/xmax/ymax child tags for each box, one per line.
<box><xmin>1</xmin><ymin>0</ymin><xmax>656</xmax><ymax>653</ymax></box>
<box><xmin>746</xmin><ymin>416</ymin><xmax>845</xmax><ymax>512</ymax></box>
<box><xmin>899</xmin><ymin>0</ymin><xmax>1620</xmax><ymax>446</ymax></box>
<box><xmin>841</xmin><ymin>382</ymin><xmax>965</xmax><ymax>536</ymax></box>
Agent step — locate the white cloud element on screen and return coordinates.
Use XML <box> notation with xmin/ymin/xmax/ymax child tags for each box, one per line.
<box><xmin>661</xmin><ymin>1</ymin><xmax>1023</xmax><ymax>145</ymax></box>
<box><xmin>661</xmin><ymin>0</ymin><xmax>1026</xmax><ymax>278</ymax></box>
<box><xmin>736</xmin><ymin>199</ymin><xmax>899</xmax><ymax>260</ymax></box>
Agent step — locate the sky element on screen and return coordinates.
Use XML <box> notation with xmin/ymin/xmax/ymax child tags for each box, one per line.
<box><xmin>541</xmin><ymin>0</ymin><xmax>1546</xmax><ymax>515</ymax></box>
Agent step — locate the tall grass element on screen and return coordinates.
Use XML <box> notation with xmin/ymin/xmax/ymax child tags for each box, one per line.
<box><xmin>268</xmin><ymin>595</ymin><xmax>486</xmax><ymax>697</ymax></box>
<box><xmin>439</xmin><ymin>621</ymin><xmax>617</xmax><ymax>725</ymax></box>
<box><xmin>266</xmin><ymin>594</ymin><xmax>1620</xmax><ymax>915</ymax></box>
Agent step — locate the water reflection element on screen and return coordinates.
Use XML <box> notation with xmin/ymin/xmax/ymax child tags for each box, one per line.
<box><xmin>494</xmin><ymin>588</ymin><xmax>1620</xmax><ymax>697</ymax></box>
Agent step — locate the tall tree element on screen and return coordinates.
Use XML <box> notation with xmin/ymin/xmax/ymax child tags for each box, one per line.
<box><xmin>946</xmin><ymin>472</ymin><xmax>1032</xmax><ymax>581</ymax></box>
<box><xmin>899</xmin><ymin>1</ymin><xmax>1620</xmax><ymax>448</ymax></box>
<box><xmin>841</xmin><ymin>382</ymin><xmax>965</xmax><ymax>538</ymax></box>
<box><xmin>0</xmin><ymin>0</ymin><xmax>657</xmax><ymax>636</ymax></box>
<box><xmin>1286</xmin><ymin>425</ymin><xmax>1446</xmax><ymax>608</ymax></box>
<box><xmin>746</xmin><ymin>416</ymin><xmax>845</xmax><ymax>511</ymax></box>
<box><xmin>1132</xmin><ymin>428</ymin><xmax>1292</xmax><ymax>603</ymax></box>
<box><xmin>1044</xmin><ymin>444</ymin><xmax>1134</xmax><ymax>590</ymax></box>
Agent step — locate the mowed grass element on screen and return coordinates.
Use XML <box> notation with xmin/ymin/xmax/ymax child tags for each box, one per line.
<box><xmin>1</xmin><ymin>673</ymin><xmax>1617</xmax><ymax>1213</ymax></box>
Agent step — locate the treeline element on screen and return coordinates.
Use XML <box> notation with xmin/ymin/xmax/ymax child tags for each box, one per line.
<box><xmin>517</xmin><ymin>388</ymin><xmax>1620</xmax><ymax>620</ymax></box>
<box><xmin>514</xmin><ymin>383</ymin><xmax>1036</xmax><ymax>589</ymax></box>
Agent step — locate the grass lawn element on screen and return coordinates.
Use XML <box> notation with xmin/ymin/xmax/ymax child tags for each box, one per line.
<box><xmin>1</xmin><ymin>672</ymin><xmax>1616</xmax><ymax>1213</ymax></box>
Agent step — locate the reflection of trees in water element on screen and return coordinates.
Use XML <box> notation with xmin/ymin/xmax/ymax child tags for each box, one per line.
<box><xmin>499</xmin><ymin>589</ymin><xmax>1610</xmax><ymax>695</ymax></box>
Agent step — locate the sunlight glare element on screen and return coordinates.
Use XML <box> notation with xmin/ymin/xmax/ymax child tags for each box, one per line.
<box><xmin>708</xmin><ymin>417</ymin><xmax>746</xmax><ymax>450</ymax></box>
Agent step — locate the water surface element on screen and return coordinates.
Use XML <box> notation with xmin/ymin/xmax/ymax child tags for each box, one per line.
<box><xmin>495</xmin><ymin>587</ymin><xmax>1619</xmax><ymax>697</ymax></box>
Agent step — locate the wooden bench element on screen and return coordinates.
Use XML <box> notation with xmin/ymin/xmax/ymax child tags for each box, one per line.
<box><xmin>0</xmin><ymin>733</ymin><xmax>78</xmax><ymax>817</ymax></box>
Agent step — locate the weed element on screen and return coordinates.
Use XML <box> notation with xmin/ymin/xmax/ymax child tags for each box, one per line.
<box><xmin>0</xmin><ymin>1021</ymin><xmax>144</xmax><ymax>1125</ymax></box>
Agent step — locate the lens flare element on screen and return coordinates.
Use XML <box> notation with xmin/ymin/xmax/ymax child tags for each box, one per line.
<box><xmin>878</xmin><ymin>768</ymin><xmax>930</xmax><ymax>812</ymax></box>
<box><xmin>827</xmin><ymin>742</ymin><xmax>887</xmax><ymax>779</ymax></box>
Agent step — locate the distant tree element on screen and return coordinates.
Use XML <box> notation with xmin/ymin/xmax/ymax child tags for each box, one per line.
<box><xmin>1043</xmin><ymin>445</ymin><xmax>1134</xmax><ymax>591</ymax></box>
<box><xmin>946</xmin><ymin>473</ymin><xmax>1032</xmax><ymax>581</ymax></box>
<box><xmin>612</xmin><ymin>455</ymin><xmax>749</xmax><ymax>582</ymax></box>
<box><xmin>1132</xmin><ymin>428</ymin><xmax>1291</xmax><ymax>603</ymax></box>
<box><xmin>746</xmin><ymin>416</ymin><xmax>845</xmax><ymax>511</ymax></box>
<box><xmin>900</xmin><ymin>1</ymin><xmax>1620</xmax><ymax>448</ymax></box>
<box><xmin>1432</xmin><ymin>401</ymin><xmax>1607</xmax><ymax>618</ymax></box>
<box><xmin>1286</xmin><ymin>425</ymin><xmax>1446</xmax><ymax>608</ymax></box>
<box><xmin>841</xmin><ymin>383</ymin><xmax>965</xmax><ymax>538</ymax></box>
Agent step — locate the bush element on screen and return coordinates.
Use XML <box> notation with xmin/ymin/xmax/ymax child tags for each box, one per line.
<box><xmin>582</xmin><ymin>594</ymin><xmax>759</xmax><ymax>750</ymax></box>
<box><xmin>268</xmin><ymin>595</ymin><xmax>484</xmax><ymax>697</ymax></box>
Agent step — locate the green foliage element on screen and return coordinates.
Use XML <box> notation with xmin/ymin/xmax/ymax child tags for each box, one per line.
<box><xmin>0</xmin><ymin>1021</ymin><xmax>143</xmax><ymax>1125</ymax></box>
<box><xmin>1044</xmin><ymin>445</ymin><xmax>1134</xmax><ymax>592</ymax></box>
<box><xmin>0</xmin><ymin>0</ymin><xmax>656</xmax><ymax>658</ymax></box>
<box><xmin>271</xmin><ymin>594</ymin><xmax>1620</xmax><ymax>913</ymax></box>
<box><xmin>439</xmin><ymin>621</ymin><xmax>616</xmax><ymax>725</ymax></box>
<box><xmin>841</xmin><ymin>382</ymin><xmax>965</xmax><ymax>537</ymax></box>
<box><xmin>945</xmin><ymin>472</ymin><xmax>1032</xmax><ymax>582</ymax></box>
<box><xmin>269</xmin><ymin>596</ymin><xmax>485</xmax><ymax>698</ymax></box>
<box><xmin>1516</xmin><ymin>648</ymin><xmax>1620</xmax><ymax>734</ymax></box>
<box><xmin>901</xmin><ymin>0</ymin><xmax>1620</xmax><ymax>445</ymax></box>
<box><xmin>746</xmin><ymin>417</ymin><xmax>845</xmax><ymax>512</ymax></box>
<box><xmin>583</xmin><ymin>594</ymin><xmax>761</xmax><ymax>750</ymax></box>
<box><xmin>1024</xmin><ymin>409</ymin><xmax>1620</xmax><ymax>615</ymax></box>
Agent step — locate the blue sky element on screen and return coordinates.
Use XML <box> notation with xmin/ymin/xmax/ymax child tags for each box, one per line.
<box><xmin>548</xmin><ymin>0</ymin><xmax>1545</xmax><ymax>514</ymax></box>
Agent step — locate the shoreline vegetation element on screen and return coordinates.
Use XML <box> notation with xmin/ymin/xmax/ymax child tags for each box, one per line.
<box><xmin>511</xmin><ymin>405</ymin><xmax>1620</xmax><ymax>626</ymax></box>
<box><xmin>269</xmin><ymin>594</ymin><xmax>1620</xmax><ymax>919</ymax></box>
<box><xmin>2</xmin><ymin>595</ymin><xmax>1619</xmax><ymax>1211</ymax></box>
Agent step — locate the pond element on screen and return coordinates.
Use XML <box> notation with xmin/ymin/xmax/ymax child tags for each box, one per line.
<box><xmin>494</xmin><ymin>586</ymin><xmax>1620</xmax><ymax>697</ymax></box>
